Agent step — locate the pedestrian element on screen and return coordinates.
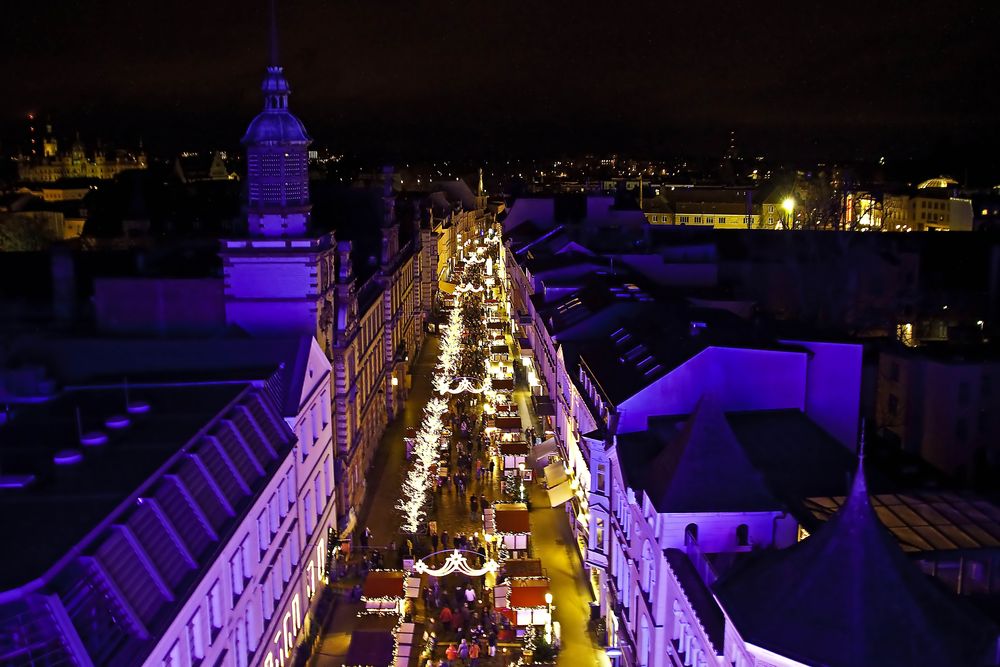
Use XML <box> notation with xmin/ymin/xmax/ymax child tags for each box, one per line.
<box><xmin>439</xmin><ymin>606</ymin><xmax>454</xmax><ymax>633</ymax></box>
<box><xmin>469</xmin><ymin>640</ymin><xmax>481</xmax><ymax>667</ymax></box>
<box><xmin>487</xmin><ymin>630</ymin><xmax>497</xmax><ymax>657</ymax></box>
<box><xmin>470</xmin><ymin>494</ymin><xmax>479</xmax><ymax>518</ymax></box>
<box><xmin>441</xmin><ymin>531</ymin><xmax>449</xmax><ymax>550</ymax></box>
<box><xmin>458</xmin><ymin>639</ymin><xmax>470</xmax><ymax>666</ymax></box>
<box><xmin>431</xmin><ymin>532</ymin><xmax>439</xmax><ymax>552</ymax></box>
<box><xmin>464</xmin><ymin>585</ymin><xmax>476</xmax><ymax>606</ymax></box>
<box><xmin>488</xmin><ymin>459</ymin><xmax>495</xmax><ymax>477</ymax></box>
<box><xmin>445</xmin><ymin>643</ymin><xmax>458</xmax><ymax>667</ymax></box>
<box><xmin>479</xmin><ymin>494</ymin><xmax>487</xmax><ymax>512</ymax></box>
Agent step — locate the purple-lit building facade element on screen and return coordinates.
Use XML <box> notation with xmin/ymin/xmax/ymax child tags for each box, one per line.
<box><xmin>220</xmin><ymin>49</ymin><xmax>435</xmax><ymax>530</ymax></box>
<box><xmin>501</xmin><ymin>196</ymin><xmax>998</xmax><ymax>666</ymax></box>
<box><xmin>0</xmin><ymin>335</ymin><xmax>337</xmax><ymax>666</ymax></box>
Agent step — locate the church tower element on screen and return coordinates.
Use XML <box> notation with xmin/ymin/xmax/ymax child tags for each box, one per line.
<box><xmin>220</xmin><ymin>2</ymin><xmax>336</xmax><ymax>352</ymax></box>
<box><xmin>242</xmin><ymin>15</ymin><xmax>311</xmax><ymax>237</ymax></box>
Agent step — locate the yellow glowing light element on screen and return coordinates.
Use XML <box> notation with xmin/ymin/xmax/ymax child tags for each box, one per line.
<box><xmin>781</xmin><ymin>197</ymin><xmax>795</xmax><ymax>214</ymax></box>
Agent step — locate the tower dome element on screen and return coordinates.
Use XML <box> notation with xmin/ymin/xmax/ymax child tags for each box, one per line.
<box><xmin>242</xmin><ymin>4</ymin><xmax>311</xmax><ymax>237</ymax></box>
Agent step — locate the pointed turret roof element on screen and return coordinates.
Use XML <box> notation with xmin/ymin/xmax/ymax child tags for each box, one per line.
<box><xmin>622</xmin><ymin>396</ymin><xmax>783</xmax><ymax>514</ymax></box>
<box><xmin>713</xmin><ymin>444</ymin><xmax>998</xmax><ymax>667</ymax></box>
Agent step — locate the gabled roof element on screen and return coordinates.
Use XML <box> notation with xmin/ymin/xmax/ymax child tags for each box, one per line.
<box><xmin>618</xmin><ymin>397</ymin><xmax>783</xmax><ymax>514</ymax></box>
<box><xmin>713</xmin><ymin>456</ymin><xmax>999</xmax><ymax>667</ymax></box>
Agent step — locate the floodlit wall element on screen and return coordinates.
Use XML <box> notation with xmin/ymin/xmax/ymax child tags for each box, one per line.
<box><xmin>618</xmin><ymin>347</ymin><xmax>808</xmax><ymax>433</ymax></box>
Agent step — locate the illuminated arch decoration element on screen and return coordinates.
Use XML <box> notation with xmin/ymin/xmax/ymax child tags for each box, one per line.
<box><xmin>436</xmin><ymin>376</ymin><xmax>492</xmax><ymax>395</ymax></box>
<box><xmin>455</xmin><ymin>282</ymin><xmax>485</xmax><ymax>293</ymax></box>
<box><xmin>413</xmin><ymin>549</ymin><xmax>499</xmax><ymax>579</ymax></box>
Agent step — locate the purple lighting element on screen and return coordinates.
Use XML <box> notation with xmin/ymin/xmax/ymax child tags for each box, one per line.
<box><xmin>80</xmin><ymin>431</ymin><xmax>109</xmax><ymax>447</ymax></box>
<box><xmin>53</xmin><ymin>450</ymin><xmax>84</xmax><ymax>466</ymax></box>
<box><xmin>104</xmin><ymin>415</ymin><xmax>130</xmax><ymax>429</ymax></box>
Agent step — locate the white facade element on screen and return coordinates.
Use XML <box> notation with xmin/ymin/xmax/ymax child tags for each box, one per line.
<box><xmin>144</xmin><ymin>340</ymin><xmax>337</xmax><ymax>667</ymax></box>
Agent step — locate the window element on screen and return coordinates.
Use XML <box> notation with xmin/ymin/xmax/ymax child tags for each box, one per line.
<box><xmin>240</xmin><ymin>536</ymin><xmax>252</xmax><ymax>582</ymax></box>
<box><xmin>736</xmin><ymin>524</ymin><xmax>750</xmax><ymax>547</ymax></box>
<box><xmin>187</xmin><ymin>609</ymin><xmax>205</xmax><ymax>662</ymax></box>
<box><xmin>208</xmin><ymin>580</ymin><xmax>224</xmax><ymax>635</ymax></box>
<box><xmin>281</xmin><ymin>547</ymin><xmax>292</xmax><ymax>583</ymax></box>
<box><xmin>596</xmin><ymin>464</ymin><xmax>606</xmax><ymax>494</ymax></box>
<box><xmin>230</xmin><ymin>548</ymin><xmax>246</xmax><ymax>597</ymax></box>
<box><xmin>163</xmin><ymin>640</ymin><xmax>182</xmax><ymax>667</ymax></box>
<box><xmin>595</xmin><ymin>516</ymin><xmax>605</xmax><ymax>553</ymax></box>
<box><xmin>304</xmin><ymin>490</ymin><xmax>315</xmax><ymax>535</ymax></box>
<box><xmin>268</xmin><ymin>494</ymin><xmax>280</xmax><ymax>535</ymax></box>
<box><xmin>261</xmin><ymin>583</ymin><xmax>274</xmax><ymax>621</ymax></box>
<box><xmin>290</xmin><ymin>526</ymin><xmax>301</xmax><ymax>566</ymax></box>
<box><xmin>684</xmin><ymin>523</ymin><xmax>698</xmax><ymax>544</ymax></box>
<box><xmin>257</xmin><ymin>511</ymin><xmax>270</xmax><ymax>556</ymax></box>
<box><xmin>315</xmin><ymin>477</ymin><xmax>324</xmax><ymax>518</ymax></box>
<box><xmin>278</xmin><ymin>480</ymin><xmax>289</xmax><ymax>518</ymax></box>
<box><xmin>286</xmin><ymin>467</ymin><xmax>297</xmax><ymax>498</ymax></box>
<box><xmin>235</xmin><ymin>616</ymin><xmax>249</xmax><ymax>667</ymax></box>
<box><xmin>324</xmin><ymin>456</ymin><xmax>334</xmax><ymax>498</ymax></box>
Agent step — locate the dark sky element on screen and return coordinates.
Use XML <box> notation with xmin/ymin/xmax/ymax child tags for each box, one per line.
<box><xmin>4</xmin><ymin>0</ymin><xmax>999</xmax><ymax>166</ymax></box>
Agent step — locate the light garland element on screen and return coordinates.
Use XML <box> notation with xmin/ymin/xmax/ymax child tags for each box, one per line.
<box><xmin>412</xmin><ymin>549</ymin><xmax>499</xmax><ymax>578</ymax></box>
<box><xmin>397</xmin><ymin>236</ymin><xmax>508</xmax><ymax>532</ymax></box>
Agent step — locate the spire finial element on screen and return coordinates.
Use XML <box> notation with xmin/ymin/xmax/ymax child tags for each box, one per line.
<box><xmin>269</xmin><ymin>0</ymin><xmax>280</xmax><ymax>67</ymax></box>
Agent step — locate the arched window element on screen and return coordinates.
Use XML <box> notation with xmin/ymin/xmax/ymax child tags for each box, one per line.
<box><xmin>638</xmin><ymin>614</ymin><xmax>651</xmax><ymax>667</ymax></box>
<box><xmin>640</xmin><ymin>541</ymin><xmax>654</xmax><ymax>593</ymax></box>
<box><xmin>736</xmin><ymin>524</ymin><xmax>750</xmax><ymax>547</ymax></box>
<box><xmin>685</xmin><ymin>523</ymin><xmax>699</xmax><ymax>544</ymax></box>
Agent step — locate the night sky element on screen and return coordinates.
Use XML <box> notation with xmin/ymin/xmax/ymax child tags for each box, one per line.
<box><xmin>4</xmin><ymin>0</ymin><xmax>999</xmax><ymax>165</ymax></box>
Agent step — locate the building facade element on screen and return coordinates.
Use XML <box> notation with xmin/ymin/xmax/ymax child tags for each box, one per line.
<box><xmin>17</xmin><ymin>128</ymin><xmax>146</xmax><ymax>182</ymax></box>
<box><xmin>0</xmin><ymin>338</ymin><xmax>338</xmax><ymax>666</ymax></box>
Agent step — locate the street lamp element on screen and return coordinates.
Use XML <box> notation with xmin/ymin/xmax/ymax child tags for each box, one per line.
<box><xmin>781</xmin><ymin>197</ymin><xmax>795</xmax><ymax>229</ymax></box>
<box><xmin>544</xmin><ymin>592</ymin><xmax>554</xmax><ymax>644</ymax></box>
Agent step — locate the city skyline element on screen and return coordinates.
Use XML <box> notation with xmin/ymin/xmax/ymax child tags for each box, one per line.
<box><xmin>3</xmin><ymin>1</ymin><xmax>999</xmax><ymax>167</ymax></box>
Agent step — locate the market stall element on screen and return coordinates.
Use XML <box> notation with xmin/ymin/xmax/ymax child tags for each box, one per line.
<box><xmin>362</xmin><ymin>570</ymin><xmax>406</xmax><ymax>614</ymax></box>
<box><xmin>494</xmin><ymin>577</ymin><xmax>552</xmax><ymax>627</ymax></box>
<box><xmin>484</xmin><ymin>502</ymin><xmax>531</xmax><ymax>558</ymax></box>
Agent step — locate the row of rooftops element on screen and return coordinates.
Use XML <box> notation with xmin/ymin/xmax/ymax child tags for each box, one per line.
<box><xmin>502</xmin><ymin>194</ymin><xmax>1000</xmax><ymax>664</ymax></box>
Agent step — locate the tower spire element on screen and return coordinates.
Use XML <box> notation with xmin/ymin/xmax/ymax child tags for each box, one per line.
<box><xmin>269</xmin><ymin>0</ymin><xmax>280</xmax><ymax>67</ymax></box>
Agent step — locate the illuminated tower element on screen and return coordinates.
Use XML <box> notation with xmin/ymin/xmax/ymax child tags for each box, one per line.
<box><xmin>220</xmin><ymin>2</ymin><xmax>336</xmax><ymax>352</ymax></box>
<box><xmin>242</xmin><ymin>17</ymin><xmax>311</xmax><ymax>237</ymax></box>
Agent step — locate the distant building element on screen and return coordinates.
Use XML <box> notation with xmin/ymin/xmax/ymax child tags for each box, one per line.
<box><xmin>876</xmin><ymin>345</ymin><xmax>1000</xmax><ymax>480</ymax></box>
<box><xmin>174</xmin><ymin>151</ymin><xmax>236</xmax><ymax>183</ymax></box>
<box><xmin>641</xmin><ymin>186</ymin><xmax>761</xmax><ymax>229</ymax></box>
<box><xmin>17</xmin><ymin>127</ymin><xmax>146</xmax><ymax>183</ymax></box>
<box><xmin>847</xmin><ymin>178</ymin><xmax>974</xmax><ymax>232</ymax></box>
